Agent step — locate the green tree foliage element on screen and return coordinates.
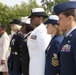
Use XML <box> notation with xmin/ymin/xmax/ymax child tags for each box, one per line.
<box><xmin>41</xmin><ymin>0</ymin><xmax>70</xmax><ymax>15</ymax></box>
<box><xmin>0</xmin><ymin>0</ymin><xmax>40</xmax><ymax>34</ymax></box>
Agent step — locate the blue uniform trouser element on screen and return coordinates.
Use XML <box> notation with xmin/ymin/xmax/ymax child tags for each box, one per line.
<box><xmin>10</xmin><ymin>71</ymin><xmax>21</xmax><ymax>75</ymax></box>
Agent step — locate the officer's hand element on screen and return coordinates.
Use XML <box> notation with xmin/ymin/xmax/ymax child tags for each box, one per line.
<box><xmin>1</xmin><ymin>60</ymin><xmax>6</xmax><ymax>65</ymax></box>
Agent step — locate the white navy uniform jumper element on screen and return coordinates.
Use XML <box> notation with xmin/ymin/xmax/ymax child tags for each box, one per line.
<box><xmin>27</xmin><ymin>23</ymin><xmax>51</xmax><ymax>75</ymax></box>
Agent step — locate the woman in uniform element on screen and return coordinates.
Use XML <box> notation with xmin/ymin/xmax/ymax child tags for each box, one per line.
<box><xmin>20</xmin><ymin>22</ymin><xmax>34</xmax><ymax>75</ymax></box>
<box><xmin>44</xmin><ymin>15</ymin><xmax>64</xmax><ymax>75</ymax></box>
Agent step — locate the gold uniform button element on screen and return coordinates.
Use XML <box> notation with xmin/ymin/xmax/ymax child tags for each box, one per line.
<box><xmin>15</xmin><ymin>52</ymin><xmax>18</xmax><ymax>55</ymax></box>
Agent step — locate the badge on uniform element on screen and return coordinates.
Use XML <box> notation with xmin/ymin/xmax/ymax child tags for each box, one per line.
<box><xmin>11</xmin><ymin>39</ymin><xmax>15</xmax><ymax>45</ymax></box>
<box><xmin>61</xmin><ymin>44</ymin><xmax>71</xmax><ymax>52</ymax></box>
<box><xmin>30</xmin><ymin>35</ymin><xmax>37</xmax><ymax>40</ymax></box>
<box><xmin>52</xmin><ymin>53</ymin><xmax>59</xmax><ymax>67</ymax></box>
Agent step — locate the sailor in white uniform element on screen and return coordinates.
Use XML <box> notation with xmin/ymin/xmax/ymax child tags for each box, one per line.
<box><xmin>27</xmin><ymin>8</ymin><xmax>51</xmax><ymax>75</ymax></box>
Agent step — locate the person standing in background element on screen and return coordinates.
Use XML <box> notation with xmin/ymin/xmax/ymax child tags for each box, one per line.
<box><xmin>27</xmin><ymin>8</ymin><xmax>51</xmax><ymax>75</ymax></box>
<box><xmin>8</xmin><ymin>18</ymin><xmax>22</xmax><ymax>74</ymax></box>
<box><xmin>20</xmin><ymin>22</ymin><xmax>34</xmax><ymax>75</ymax></box>
<box><xmin>9</xmin><ymin>22</ymin><xmax>25</xmax><ymax>75</ymax></box>
<box><xmin>0</xmin><ymin>25</ymin><xmax>10</xmax><ymax>75</ymax></box>
<box><xmin>44</xmin><ymin>15</ymin><xmax>64</xmax><ymax>75</ymax></box>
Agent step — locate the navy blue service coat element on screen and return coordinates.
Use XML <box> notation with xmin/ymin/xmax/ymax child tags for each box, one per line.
<box><xmin>10</xmin><ymin>32</ymin><xmax>24</xmax><ymax>74</ymax></box>
<box><xmin>59</xmin><ymin>29</ymin><xmax>76</xmax><ymax>75</ymax></box>
<box><xmin>45</xmin><ymin>35</ymin><xmax>64</xmax><ymax>75</ymax></box>
<box><xmin>21</xmin><ymin>39</ymin><xmax>29</xmax><ymax>75</ymax></box>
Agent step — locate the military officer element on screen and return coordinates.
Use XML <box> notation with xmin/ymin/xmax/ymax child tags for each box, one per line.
<box><xmin>27</xmin><ymin>8</ymin><xmax>51</xmax><ymax>75</ymax></box>
<box><xmin>20</xmin><ymin>22</ymin><xmax>34</xmax><ymax>75</ymax></box>
<box><xmin>54</xmin><ymin>1</ymin><xmax>76</xmax><ymax>75</ymax></box>
<box><xmin>9</xmin><ymin>22</ymin><xmax>26</xmax><ymax>75</ymax></box>
<box><xmin>44</xmin><ymin>15</ymin><xmax>64</xmax><ymax>75</ymax></box>
<box><xmin>8</xmin><ymin>18</ymin><xmax>22</xmax><ymax>74</ymax></box>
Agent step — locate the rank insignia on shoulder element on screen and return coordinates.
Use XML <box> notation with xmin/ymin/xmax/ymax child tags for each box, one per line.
<box><xmin>61</xmin><ymin>44</ymin><xmax>71</xmax><ymax>52</ymax></box>
<box><xmin>30</xmin><ymin>35</ymin><xmax>37</xmax><ymax>39</ymax></box>
<box><xmin>52</xmin><ymin>53</ymin><xmax>59</xmax><ymax>67</ymax></box>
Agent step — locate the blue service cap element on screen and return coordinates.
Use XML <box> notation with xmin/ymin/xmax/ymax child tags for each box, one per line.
<box><xmin>44</xmin><ymin>15</ymin><xmax>59</xmax><ymax>25</ymax></box>
<box><xmin>54</xmin><ymin>1</ymin><xmax>76</xmax><ymax>15</ymax></box>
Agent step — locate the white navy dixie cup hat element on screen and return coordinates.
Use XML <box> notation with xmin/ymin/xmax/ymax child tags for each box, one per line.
<box><xmin>44</xmin><ymin>15</ymin><xmax>59</xmax><ymax>25</ymax></box>
<box><xmin>29</xmin><ymin>8</ymin><xmax>48</xmax><ymax>18</ymax></box>
<box><xmin>25</xmin><ymin>18</ymin><xmax>30</xmax><ymax>24</ymax></box>
<box><xmin>21</xmin><ymin>16</ymin><xmax>30</xmax><ymax>25</ymax></box>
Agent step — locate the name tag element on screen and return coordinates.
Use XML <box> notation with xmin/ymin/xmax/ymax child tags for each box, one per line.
<box><xmin>30</xmin><ymin>35</ymin><xmax>37</xmax><ymax>40</ymax></box>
